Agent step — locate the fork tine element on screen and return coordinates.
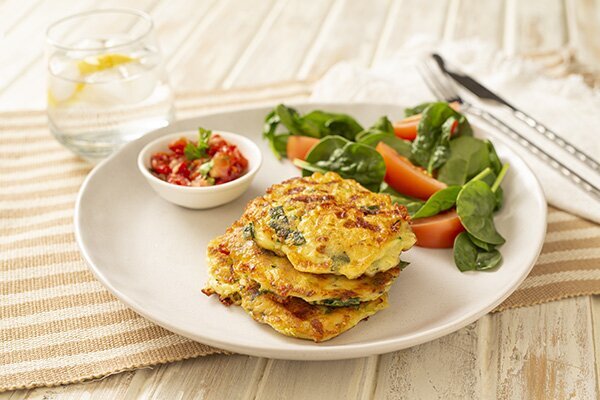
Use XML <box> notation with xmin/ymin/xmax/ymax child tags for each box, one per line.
<box><xmin>416</xmin><ymin>63</ymin><xmax>446</xmax><ymax>101</ymax></box>
<box><xmin>422</xmin><ymin>58</ymin><xmax>461</xmax><ymax>103</ymax></box>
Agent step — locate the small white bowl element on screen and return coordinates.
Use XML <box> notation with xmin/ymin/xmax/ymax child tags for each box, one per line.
<box><xmin>138</xmin><ymin>130</ymin><xmax>262</xmax><ymax>209</ymax></box>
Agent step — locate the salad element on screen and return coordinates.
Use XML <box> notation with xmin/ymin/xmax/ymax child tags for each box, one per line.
<box><xmin>263</xmin><ymin>103</ymin><xmax>508</xmax><ymax>272</ymax></box>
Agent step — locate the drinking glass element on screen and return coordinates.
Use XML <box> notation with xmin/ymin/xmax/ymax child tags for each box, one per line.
<box><xmin>46</xmin><ymin>9</ymin><xmax>175</xmax><ymax>163</ymax></box>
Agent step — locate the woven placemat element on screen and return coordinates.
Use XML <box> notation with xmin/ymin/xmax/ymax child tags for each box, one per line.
<box><xmin>1</xmin><ymin>82</ymin><xmax>599</xmax><ymax>392</ymax></box>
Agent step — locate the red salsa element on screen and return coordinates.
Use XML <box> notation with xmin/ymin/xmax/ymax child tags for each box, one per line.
<box><xmin>150</xmin><ymin>129</ymin><xmax>248</xmax><ymax>186</ymax></box>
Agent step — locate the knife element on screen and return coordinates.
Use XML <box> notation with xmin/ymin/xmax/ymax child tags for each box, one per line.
<box><xmin>432</xmin><ymin>53</ymin><xmax>599</xmax><ymax>172</ymax></box>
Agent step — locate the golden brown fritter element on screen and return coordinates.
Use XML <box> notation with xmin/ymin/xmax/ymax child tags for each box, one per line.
<box><xmin>202</xmin><ymin>254</ymin><xmax>388</xmax><ymax>342</ymax></box>
<box><xmin>241</xmin><ymin>172</ymin><xmax>415</xmax><ymax>279</ymax></box>
<box><xmin>206</xmin><ymin>219</ymin><xmax>400</xmax><ymax>306</ymax></box>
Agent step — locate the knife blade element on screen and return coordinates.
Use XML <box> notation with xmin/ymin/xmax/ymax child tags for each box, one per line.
<box><xmin>431</xmin><ymin>53</ymin><xmax>599</xmax><ymax>172</ymax></box>
<box><xmin>431</xmin><ymin>54</ymin><xmax>517</xmax><ymax>110</ymax></box>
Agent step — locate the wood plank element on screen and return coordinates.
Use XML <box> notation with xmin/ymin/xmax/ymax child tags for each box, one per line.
<box><xmin>371</xmin><ymin>0</ymin><xmax>451</xmax><ymax>65</ymax></box>
<box><xmin>255</xmin><ymin>356</ymin><xmax>378</xmax><ymax>400</ymax></box>
<box><xmin>149</xmin><ymin>0</ymin><xmax>220</xmax><ymax>60</ymax></box>
<box><xmin>484</xmin><ymin>297</ymin><xmax>597</xmax><ymax>399</ymax></box>
<box><xmin>374</xmin><ymin>298</ymin><xmax>598</xmax><ymax>399</ymax></box>
<box><xmin>223</xmin><ymin>0</ymin><xmax>335</xmax><ymax>88</ymax></box>
<box><xmin>373</xmin><ymin>322</ymin><xmax>481</xmax><ymax>399</ymax></box>
<box><xmin>167</xmin><ymin>0</ymin><xmax>276</xmax><ymax>91</ymax></box>
<box><xmin>444</xmin><ymin>0</ymin><xmax>504</xmax><ymax>46</ymax></box>
<box><xmin>126</xmin><ymin>355</ymin><xmax>265</xmax><ymax>400</ymax></box>
<box><xmin>3</xmin><ymin>371</ymin><xmax>137</xmax><ymax>400</ymax></box>
<box><xmin>0</xmin><ymin>0</ymin><xmax>43</xmax><ymax>39</ymax></box>
<box><xmin>588</xmin><ymin>295</ymin><xmax>600</xmax><ymax>397</ymax></box>
<box><xmin>504</xmin><ymin>0</ymin><xmax>567</xmax><ymax>55</ymax></box>
<box><xmin>2</xmin><ymin>355</ymin><xmax>265</xmax><ymax>399</ymax></box>
<box><xmin>565</xmin><ymin>0</ymin><xmax>600</xmax><ymax>66</ymax></box>
<box><xmin>297</xmin><ymin>0</ymin><xmax>391</xmax><ymax>80</ymax></box>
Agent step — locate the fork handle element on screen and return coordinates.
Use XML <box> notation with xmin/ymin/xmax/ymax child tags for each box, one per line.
<box><xmin>464</xmin><ymin>104</ymin><xmax>600</xmax><ymax>201</ymax></box>
<box><xmin>511</xmin><ymin>109</ymin><xmax>599</xmax><ymax>172</ymax></box>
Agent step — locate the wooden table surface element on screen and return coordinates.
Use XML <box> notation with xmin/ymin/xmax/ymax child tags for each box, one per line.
<box><xmin>1</xmin><ymin>0</ymin><xmax>599</xmax><ymax>398</ymax></box>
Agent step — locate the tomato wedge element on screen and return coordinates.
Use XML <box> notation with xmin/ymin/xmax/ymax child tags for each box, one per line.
<box><xmin>411</xmin><ymin>210</ymin><xmax>465</xmax><ymax>248</ymax></box>
<box><xmin>393</xmin><ymin>102</ymin><xmax>461</xmax><ymax>141</ymax></box>
<box><xmin>393</xmin><ymin>115</ymin><xmax>420</xmax><ymax>140</ymax></box>
<box><xmin>287</xmin><ymin>136</ymin><xmax>319</xmax><ymax>162</ymax></box>
<box><xmin>376</xmin><ymin>142</ymin><xmax>446</xmax><ymax>200</ymax></box>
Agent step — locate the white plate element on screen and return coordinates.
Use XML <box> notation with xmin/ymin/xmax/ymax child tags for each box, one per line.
<box><xmin>75</xmin><ymin>102</ymin><xmax>546</xmax><ymax>360</ymax></box>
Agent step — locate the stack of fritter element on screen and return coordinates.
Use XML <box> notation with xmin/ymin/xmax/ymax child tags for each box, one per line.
<box><xmin>202</xmin><ymin>172</ymin><xmax>416</xmax><ymax>342</ymax></box>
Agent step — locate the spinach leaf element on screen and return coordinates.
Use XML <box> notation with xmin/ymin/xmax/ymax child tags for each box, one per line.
<box><xmin>412</xmin><ymin>185</ymin><xmax>461</xmax><ymax>219</ymax></box>
<box><xmin>380</xmin><ymin>182</ymin><xmax>424</xmax><ymax>215</ymax></box>
<box><xmin>404</xmin><ymin>102</ymin><xmax>432</xmax><ymax>117</ymax></box>
<box><xmin>356</xmin><ymin>117</ymin><xmax>412</xmax><ymax>158</ymax></box>
<box><xmin>297</xmin><ymin>136</ymin><xmax>386</xmax><ymax>192</ymax></box>
<box><xmin>303</xmin><ymin>110</ymin><xmax>364</xmax><ymax>140</ymax></box>
<box><xmin>486</xmin><ymin>140</ymin><xmax>502</xmax><ymax>174</ymax></box>
<box><xmin>453</xmin><ymin>232</ymin><xmax>478</xmax><ymax>272</ymax></box>
<box><xmin>370</xmin><ymin>116</ymin><xmax>395</xmax><ymax>134</ymax></box>
<box><xmin>411</xmin><ymin>102</ymin><xmax>458</xmax><ymax>168</ymax></box>
<box><xmin>456</xmin><ymin>180</ymin><xmax>505</xmax><ymax>245</ymax></box>
<box><xmin>324</xmin><ymin>115</ymin><xmax>364</xmax><ymax>140</ymax></box>
<box><xmin>491</xmin><ymin>163</ymin><xmax>509</xmax><ymax>193</ymax></box>
<box><xmin>436</xmin><ymin>158</ymin><xmax>468</xmax><ymax>186</ymax></box>
<box><xmin>475</xmin><ymin>250</ymin><xmax>502</xmax><ymax>270</ymax></box>
<box><xmin>478</xmin><ymin>169</ymin><xmax>497</xmax><ymax>188</ymax></box>
<box><xmin>319</xmin><ymin>298</ymin><xmax>361</xmax><ymax>307</ymax></box>
<box><xmin>467</xmin><ymin>233</ymin><xmax>496</xmax><ymax>251</ymax></box>
<box><xmin>358</xmin><ymin>132</ymin><xmax>413</xmax><ymax>158</ymax></box>
<box><xmin>271</xmin><ymin>133</ymin><xmax>290</xmax><ymax>159</ymax></box>
<box><xmin>262</xmin><ymin>110</ymin><xmax>286</xmax><ymax>159</ymax></box>
<box><xmin>355</xmin><ymin>116</ymin><xmax>393</xmax><ymax>140</ymax></box>
<box><xmin>494</xmin><ymin>186</ymin><xmax>504</xmax><ymax>211</ymax></box>
<box><xmin>262</xmin><ymin>105</ymin><xmax>364</xmax><ymax>158</ymax></box>
<box><xmin>242</xmin><ymin>222</ymin><xmax>255</xmax><ymax>240</ymax></box>
<box><xmin>454</xmin><ymin>114</ymin><xmax>473</xmax><ymax>137</ymax></box>
<box><xmin>276</xmin><ymin>104</ymin><xmax>312</xmax><ymax>136</ymax></box>
<box><xmin>302</xmin><ymin>136</ymin><xmax>350</xmax><ymax>177</ymax></box>
<box><xmin>267</xmin><ymin>206</ymin><xmax>306</xmax><ymax>246</ymax></box>
<box><xmin>490</xmin><ymin>163</ymin><xmax>509</xmax><ymax>210</ymax></box>
<box><xmin>437</xmin><ymin>136</ymin><xmax>491</xmax><ymax>185</ymax></box>
<box><xmin>314</xmin><ymin>144</ymin><xmax>386</xmax><ymax>192</ymax></box>
<box><xmin>454</xmin><ymin>232</ymin><xmax>502</xmax><ymax>272</ymax></box>
<box><xmin>426</xmin><ymin>116</ymin><xmax>455</xmax><ymax>173</ymax></box>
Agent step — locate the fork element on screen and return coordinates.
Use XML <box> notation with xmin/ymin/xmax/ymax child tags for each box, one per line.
<box><xmin>417</xmin><ymin>58</ymin><xmax>600</xmax><ymax>201</ymax></box>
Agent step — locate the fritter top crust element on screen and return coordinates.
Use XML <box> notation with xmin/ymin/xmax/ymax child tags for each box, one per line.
<box><xmin>242</xmin><ymin>172</ymin><xmax>415</xmax><ymax>279</ymax></box>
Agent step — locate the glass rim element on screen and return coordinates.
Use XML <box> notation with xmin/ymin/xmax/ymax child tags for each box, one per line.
<box><xmin>46</xmin><ymin>8</ymin><xmax>154</xmax><ymax>52</ymax></box>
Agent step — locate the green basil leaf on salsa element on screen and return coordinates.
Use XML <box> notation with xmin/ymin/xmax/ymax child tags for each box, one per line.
<box><xmin>184</xmin><ymin>127</ymin><xmax>212</xmax><ymax>161</ymax></box>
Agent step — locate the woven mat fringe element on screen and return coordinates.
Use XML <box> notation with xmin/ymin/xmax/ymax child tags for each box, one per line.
<box><xmin>1</xmin><ymin>82</ymin><xmax>599</xmax><ymax>392</ymax></box>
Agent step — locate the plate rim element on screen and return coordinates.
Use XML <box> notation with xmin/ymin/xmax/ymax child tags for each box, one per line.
<box><xmin>74</xmin><ymin>101</ymin><xmax>547</xmax><ymax>360</ymax></box>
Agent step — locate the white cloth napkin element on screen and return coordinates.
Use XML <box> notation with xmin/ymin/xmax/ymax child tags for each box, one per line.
<box><xmin>309</xmin><ymin>37</ymin><xmax>600</xmax><ymax>224</ymax></box>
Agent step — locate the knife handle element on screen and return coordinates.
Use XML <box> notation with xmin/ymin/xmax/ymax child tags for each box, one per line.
<box><xmin>464</xmin><ymin>105</ymin><xmax>600</xmax><ymax>202</ymax></box>
<box><xmin>511</xmin><ymin>110</ymin><xmax>599</xmax><ymax>172</ymax></box>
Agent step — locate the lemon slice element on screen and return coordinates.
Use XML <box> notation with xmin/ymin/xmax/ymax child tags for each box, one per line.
<box><xmin>48</xmin><ymin>54</ymin><xmax>137</xmax><ymax>106</ymax></box>
<box><xmin>77</xmin><ymin>53</ymin><xmax>136</xmax><ymax>75</ymax></box>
